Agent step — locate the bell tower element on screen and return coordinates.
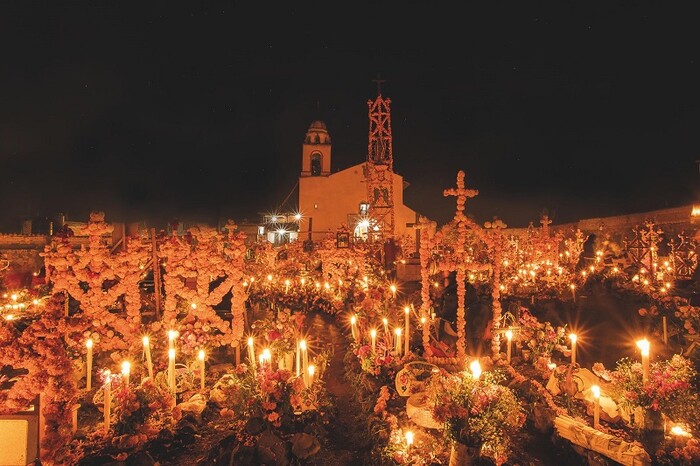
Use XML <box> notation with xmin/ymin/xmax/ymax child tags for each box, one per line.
<box><xmin>366</xmin><ymin>76</ymin><xmax>395</xmax><ymax>239</ymax></box>
<box><xmin>301</xmin><ymin>120</ymin><xmax>331</xmax><ymax>177</ymax></box>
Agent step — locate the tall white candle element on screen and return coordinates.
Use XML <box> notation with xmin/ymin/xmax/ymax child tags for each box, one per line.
<box><xmin>569</xmin><ymin>333</ymin><xmax>577</xmax><ymax>365</ymax></box>
<box><xmin>168</xmin><ymin>330</ymin><xmax>177</xmax><ymax>351</ymax></box>
<box><xmin>168</xmin><ymin>348</ymin><xmax>176</xmax><ymax>394</ymax></box>
<box><xmin>247</xmin><ymin>337</ymin><xmax>256</xmax><ymax>369</ymax></box>
<box><xmin>404</xmin><ymin>307</ymin><xmax>410</xmax><ymax>355</ymax></box>
<box><xmin>103</xmin><ymin>370</ymin><xmax>111</xmax><ymax>434</ymax></box>
<box><xmin>592</xmin><ymin>385</ymin><xmax>601</xmax><ymax>429</ymax></box>
<box><xmin>121</xmin><ymin>361</ymin><xmax>130</xmax><ymax>388</ymax></box>
<box><xmin>86</xmin><ymin>339</ymin><xmax>93</xmax><ymax>391</ymax></box>
<box><xmin>198</xmin><ymin>350</ymin><xmax>206</xmax><ymax>390</ymax></box>
<box><xmin>370</xmin><ymin>328</ymin><xmax>377</xmax><ymax>352</ymax></box>
<box><xmin>570</xmin><ymin>284</ymin><xmax>576</xmax><ymax>303</ymax></box>
<box><xmin>307</xmin><ymin>364</ymin><xmax>315</xmax><ymax>388</ymax></box>
<box><xmin>394</xmin><ymin>328</ymin><xmax>402</xmax><ymax>356</ymax></box>
<box><xmin>505</xmin><ymin>329</ymin><xmax>513</xmax><ymax>363</ymax></box>
<box><xmin>143</xmin><ymin>336</ymin><xmax>154</xmax><ymax>380</ymax></box>
<box><xmin>300</xmin><ymin>340</ymin><xmax>308</xmax><ymax>375</ymax></box>
<box><xmin>296</xmin><ymin>338</ymin><xmax>301</xmax><ymax>377</ymax></box>
<box><xmin>637</xmin><ymin>338</ymin><xmax>650</xmax><ymax>383</ymax></box>
<box><xmin>350</xmin><ymin>315</ymin><xmax>357</xmax><ymax>342</ymax></box>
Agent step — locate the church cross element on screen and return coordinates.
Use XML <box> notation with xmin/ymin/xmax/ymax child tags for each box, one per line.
<box><xmin>443</xmin><ymin>170</ymin><xmax>478</xmax><ymax>221</ymax></box>
<box><xmin>372</xmin><ymin>73</ymin><xmax>386</xmax><ymax>96</ymax></box>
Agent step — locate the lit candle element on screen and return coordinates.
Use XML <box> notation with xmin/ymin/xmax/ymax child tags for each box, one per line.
<box><xmin>285</xmin><ymin>279</ymin><xmax>290</xmax><ymax>294</ymax></box>
<box><xmin>168</xmin><ymin>348</ymin><xmax>176</xmax><ymax>394</ymax></box>
<box><xmin>261</xmin><ymin>348</ymin><xmax>272</xmax><ymax>367</ymax></box>
<box><xmin>505</xmin><ymin>329</ymin><xmax>513</xmax><ymax>363</ymax></box>
<box><xmin>247</xmin><ymin>337</ymin><xmax>256</xmax><ymax>369</ymax></box>
<box><xmin>637</xmin><ymin>338</ymin><xmax>650</xmax><ymax>383</ymax></box>
<box><xmin>300</xmin><ymin>340</ymin><xmax>308</xmax><ymax>375</ymax></box>
<box><xmin>103</xmin><ymin>370</ymin><xmax>111</xmax><ymax>434</ymax></box>
<box><xmin>470</xmin><ymin>359</ymin><xmax>482</xmax><ymax>381</ymax></box>
<box><xmin>198</xmin><ymin>349</ymin><xmax>206</xmax><ymax>390</ymax></box>
<box><xmin>569</xmin><ymin>333</ymin><xmax>577</xmax><ymax>365</ymax></box>
<box><xmin>370</xmin><ymin>328</ymin><xmax>377</xmax><ymax>352</ymax></box>
<box><xmin>121</xmin><ymin>361</ymin><xmax>130</xmax><ymax>388</ymax></box>
<box><xmin>394</xmin><ymin>328</ymin><xmax>402</xmax><ymax>356</ymax></box>
<box><xmin>570</xmin><ymin>284</ymin><xmax>576</xmax><ymax>303</ymax></box>
<box><xmin>405</xmin><ymin>430</ymin><xmax>414</xmax><ymax>452</ymax></box>
<box><xmin>86</xmin><ymin>339</ymin><xmax>93</xmax><ymax>391</ymax></box>
<box><xmin>168</xmin><ymin>329</ymin><xmax>177</xmax><ymax>351</ymax></box>
<box><xmin>591</xmin><ymin>385</ymin><xmax>601</xmax><ymax>429</ymax></box>
<box><xmin>350</xmin><ymin>315</ymin><xmax>357</xmax><ymax>342</ymax></box>
<box><xmin>390</xmin><ymin>284</ymin><xmax>397</xmax><ymax>299</ymax></box>
<box><xmin>143</xmin><ymin>336</ymin><xmax>153</xmax><ymax>380</ymax></box>
<box><xmin>382</xmin><ymin>318</ymin><xmax>390</xmax><ymax>345</ymax></box>
<box><xmin>404</xmin><ymin>307</ymin><xmax>410</xmax><ymax>356</ymax></box>
<box><xmin>307</xmin><ymin>364</ymin><xmax>315</xmax><ymax>387</ymax></box>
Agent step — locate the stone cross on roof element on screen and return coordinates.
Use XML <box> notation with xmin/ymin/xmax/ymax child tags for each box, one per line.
<box><xmin>443</xmin><ymin>170</ymin><xmax>479</xmax><ymax>221</ymax></box>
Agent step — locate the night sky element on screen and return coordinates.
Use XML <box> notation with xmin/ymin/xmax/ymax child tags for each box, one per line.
<box><xmin>1</xmin><ymin>2</ymin><xmax>699</xmax><ymax>231</ymax></box>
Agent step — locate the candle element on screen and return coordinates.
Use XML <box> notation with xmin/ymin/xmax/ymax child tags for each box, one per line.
<box><xmin>404</xmin><ymin>307</ymin><xmax>410</xmax><ymax>356</ymax></box>
<box><xmin>285</xmin><ymin>279</ymin><xmax>290</xmax><ymax>294</ymax></box>
<box><xmin>469</xmin><ymin>359</ymin><xmax>482</xmax><ymax>380</ymax></box>
<box><xmin>247</xmin><ymin>337</ymin><xmax>256</xmax><ymax>369</ymax></box>
<box><xmin>394</xmin><ymin>328</ymin><xmax>402</xmax><ymax>356</ymax></box>
<box><xmin>382</xmin><ymin>318</ymin><xmax>390</xmax><ymax>345</ymax></box>
<box><xmin>350</xmin><ymin>315</ymin><xmax>357</xmax><ymax>342</ymax></box>
<box><xmin>103</xmin><ymin>370</ymin><xmax>111</xmax><ymax>434</ymax></box>
<box><xmin>86</xmin><ymin>339</ymin><xmax>93</xmax><ymax>391</ymax></box>
<box><xmin>260</xmin><ymin>348</ymin><xmax>272</xmax><ymax>368</ymax></box>
<box><xmin>569</xmin><ymin>333</ymin><xmax>577</xmax><ymax>365</ymax></box>
<box><xmin>390</xmin><ymin>284</ymin><xmax>397</xmax><ymax>300</ymax></box>
<box><xmin>168</xmin><ymin>329</ymin><xmax>177</xmax><ymax>350</ymax></box>
<box><xmin>168</xmin><ymin>348</ymin><xmax>176</xmax><ymax>394</ymax></box>
<box><xmin>405</xmin><ymin>430</ymin><xmax>414</xmax><ymax>452</ymax></box>
<box><xmin>121</xmin><ymin>361</ymin><xmax>130</xmax><ymax>388</ymax></box>
<box><xmin>143</xmin><ymin>336</ymin><xmax>154</xmax><ymax>380</ymax></box>
<box><xmin>307</xmin><ymin>364</ymin><xmax>315</xmax><ymax>387</ymax></box>
<box><xmin>570</xmin><ymin>284</ymin><xmax>576</xmax><ymax>303</ymax></box>
<box><xmin>296</xmin><ymin>339</ymin><xmax>301</xmax><ymax>377</ymax></box>
<box><xmin>663</xmin><ymin>316</ymin><xmax>668</xmax><ymax>345</ymax></box>
<box><xmin>300</xmin><ymin>340</ymin><xmax>308</xmax><ymax>375</ymax></box>
<box><xmin>591</xmin><ymin>385</ymin><xmax>601</xmax><ymax>429</ymax></box>
<box><xmin>637</xmin><ymin>338</ymin><xmax>650</xmax><ymax>383</ymax></box>
<box><xmin>505</xmin><ymin>329</ymin><xmax>513</xmax><ymax>363</ymax></box>
<box><xmin>198</xmin><ymin>350</ymin><xmax>206</xmax><ymax>390</ymax></box>
<box><xmin>370</xmin><ymin>328</ymin><xmax>377</xmax><ymax>352</ymax></box>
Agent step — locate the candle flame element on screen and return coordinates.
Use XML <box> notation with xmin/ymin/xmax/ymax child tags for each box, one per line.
<box><xmin>198</xmin><ymin>349</ymin><xmax>205</xmax><ymax>361</ymax></box>
<box><xmin>247</xmin><ymin>336</ymin><xmax>254</xmax><ymax>347</ymax></box>
<box><xmin>121</xmin><ymin>361</ymin><xmax>131</xmax><ymax>376</ymax></box>
<box><xmin>405</xmin><ymin>430</ymin><xmax>414</xmax><ymax>446</ymax></box>
<box><xmin>300</xmin><ymin>340</ymin><xmax>307</xmax><ymax>351</ymax></box>
<box><xmin>591</xmin><ymin>385</ymin><xmax>600</xmax><ymax>399</ymax></box>
<box><xmin>505</xmin><ymin>329</ymin><xmax>513</xmax><ymax>341</ymax></box>
<box><xmin>308</xmin><ymin>365</ymin><xmax>315</xmax><ymax>377</ymax></box>
<box><xmin>370</xmin><ymin>328</ymin><xmax>377</xmax><ymax>338</ymax></box>
<box><xmin>86</xmin><ymin>338</ymin><xmax>93</xmax><ymax>349</ymax></box>
<box><xmin>469</xmin><ymin>360</ymin><xmax>482</xmax><ymax>380</ymax></box>
<box><xmin>142</xmin><ymin>336</ymin><xmax>149</xmax><ymax>346</ymax></box>
<box><xmin>636</xmin><ymin>338</ymin><xmax>650</xmax><ymax>355</ymax></box>
<box><xmin>569</xmin><ymin>333</ymin><xmax>577</xmax><ymax>344</ymax></box>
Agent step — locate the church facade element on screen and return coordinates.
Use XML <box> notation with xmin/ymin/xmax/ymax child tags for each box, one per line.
<box><xmin>297</xmin><ymin>120</ymin><xmax>421</xmax><ymax>246</ymax></box>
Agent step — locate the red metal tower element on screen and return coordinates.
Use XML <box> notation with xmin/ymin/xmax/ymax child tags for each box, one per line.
<box><xmin>366</xmin><ymin>76</ymin><xmax>395</xmax><ymax>240</ymax></box>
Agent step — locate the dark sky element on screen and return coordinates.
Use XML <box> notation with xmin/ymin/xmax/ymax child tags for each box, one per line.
<box><xmin>1</xmin><ymin>2</ymin><xmax>699</xmax><ymax>231</ymax></box>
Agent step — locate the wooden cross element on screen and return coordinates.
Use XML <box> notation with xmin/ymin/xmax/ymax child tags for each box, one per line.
<box><xmin>372</xmin><ymin>73</ymin><xmax>386</xmax><ymax>96</ymax></box>
<box><xmin>443</xmin><ymin>170</ymin><xmax>478</xmax><ymax>220</ymax></box>
<box><xmin>540</xmin><ymin>214</ymin><xmax>552</xmax><ymax>236</ymax></box>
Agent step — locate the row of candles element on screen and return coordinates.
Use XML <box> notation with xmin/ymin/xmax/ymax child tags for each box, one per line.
<box><xmin>85</xmin><ymin>331</ymin><xmax>208</xmax><ymax>433</ymax></box>
<box><xmin>349</xmin><ymin>306</ymin><xmax>419</xmax><ymax>357</ymax></box>
<box><xmin>246</xmin><ymin>336</ymin><xmax>316</xmax><ymax>387</ymax></box>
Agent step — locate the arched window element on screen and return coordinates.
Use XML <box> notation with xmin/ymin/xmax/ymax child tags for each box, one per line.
<box><xmin>311</xmin><ymin>154</ymin><xmax>322</xmax><ymax>176</ymax></box>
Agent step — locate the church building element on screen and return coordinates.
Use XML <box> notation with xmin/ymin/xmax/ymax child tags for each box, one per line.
<box><xmin>297</xmin><ymin>88</ymin><xmax>424</xmax><ymax>249</ymax></box>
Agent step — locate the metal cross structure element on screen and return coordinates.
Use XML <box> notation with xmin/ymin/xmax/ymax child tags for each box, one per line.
<box><xmin>624</xmin><ymin>220</ymin><xmax>663</xmax><ymax>277</ymax></box>
<box><xmin>366</xmin><ymin>78</ymin><xmax>395</xmax><ymax>240</ymax></box>
<box><xmin>670</xmin><ymin>232</ymin><xmax>698</xmax><ymax>280</ymax></box>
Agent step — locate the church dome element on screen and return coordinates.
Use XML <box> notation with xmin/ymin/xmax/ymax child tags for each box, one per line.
<box><xmin>304</xmin><ymin>120</ymin><xmax>331</xmax><ymax>144</ymax></box>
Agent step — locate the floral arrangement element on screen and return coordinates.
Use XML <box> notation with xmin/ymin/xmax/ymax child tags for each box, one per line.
<box><xmin>518</xmin><ymin>309</ymin><xmax>569</xmax><ymax>366</ymax></box>
<box><xmin>112</xmin><ymin>377</ymin><xmax>175</xmax><ymax>440</ymax></box>
<box><xmin>354</xmin><ymin>342</ymin><xmax>395</xmax><ymax>376</ymax></box>
<box><xmin>251</xmin><ymin>307</ymin><xmax>304</xmax><ymax>356</ymax></box>
<box><xmin>605</xmin><ymin>354</ymin><xmax>699</xmax><ymax>420</ymax></box>
<box><xmin>426</xmin><ymin>368</ymin><xmax>526</xmax><ymax>464</ymax></box>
